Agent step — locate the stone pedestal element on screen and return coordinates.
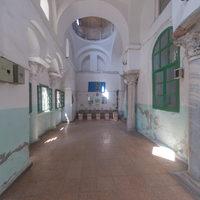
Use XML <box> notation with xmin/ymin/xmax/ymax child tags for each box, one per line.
<box><xmin>96</xmin><ymin>113</ymin><xmax>101</xmax><ymax>120</ymax></box>
<box><xmin>113</xmin><ymin>112</ymin><xmax>118</xmax><ymax>121</ymax></box>
<box><xmin>87</xmin><ymin>113</ymin><xmax>92</xmax><ymax>120</ymax></box>
<box><xmin>122</xmin><ymin>70</ymin><xmax>139</xmax><ymax>132</ymax></box>
<box><xmin>78</xmin><ymin>113</ymin><xmax>83</xmax><ymax>121</ymax></box>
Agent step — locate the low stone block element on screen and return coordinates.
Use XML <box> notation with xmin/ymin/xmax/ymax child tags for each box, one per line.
<box><xmin>78</xmin><ymin>113</ymin><xmax>83</xmax><ymax>121</ymax></box>
<box><xmin>105</xmin><ymin>113</ymin><xmax>109</xmax><ymax>120</ymax></box>
<box><xmin>113</xmin><ymin>112</ymin><xmax>118</xmax><ymax>121</ymax></box>
<box><xmin>87</xmin><ymin>113</ymin><xmax>92</xmax><ymax>120</ymax></box>
<box><xmin>96</xmin><ymin>113</ymin><xmax>101</xmax><ymax>120</ymax></box>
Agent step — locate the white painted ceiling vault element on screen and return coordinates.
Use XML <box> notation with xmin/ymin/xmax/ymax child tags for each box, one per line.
<box><xmin>29</xmin><ymin>0</ymin><xmax>159</xmax><ymax>76</ymax></box>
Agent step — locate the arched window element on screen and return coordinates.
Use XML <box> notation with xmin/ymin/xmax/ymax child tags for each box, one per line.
<box><xmin>40</xmin><ymin>0</ymin><xmax>49</xmax><ymax>20</ymax></box>
<box><xmin>152</xmin><ymin>27</ymin><xmax>180</xmax><ymax>112</ymax></box>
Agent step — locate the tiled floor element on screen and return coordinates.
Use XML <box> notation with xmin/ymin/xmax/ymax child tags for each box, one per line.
<box><xmin>1</xmin><ymin>121</ymin><xmax>195</xmax><ymax>200</ymax></box>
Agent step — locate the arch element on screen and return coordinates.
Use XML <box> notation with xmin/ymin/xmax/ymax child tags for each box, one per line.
<box><xmin>27</xmin><ymin>27</ymin><xmax>40</xmax><ymax>58</ymax></box>
<box><xmin>49</xmin><ymin>58</ymin><xmax>59</xmax><ymax>73</ymax></box>
<box><xmin>77</xmin><ymin>45</ymin><xmax>110</xmax><ymax>61</ymax></box>
<box><xmin>56</xmin><ymin>52</ymin><xmax>64</xmax><ymax>68</ymax></box>
<box><xmin>30</xmin><ymin>20</ymin><xmax>46</xmax><ymax>39</ymax></box>
<box><xmin>57</xmin><ymin>0</ymin><xmax>129</xmax><ymax>50</ymax></box>
<box><xmin>78</xmin><ymin>49</ymin><xmax>108</xmax><ymax>72</ymax></box>
<box><xmin>28</xmin><ymin>20</ymin><xmax>48</xmax><ymax>58</ymax></box>
<box><xmin>78</xmin><ymin>49</ymin><xmax>109</xmax><ymax>68</ymax></box>
<box><xmin>97</xmin><ymin>55</ymin><xmax>106</xmax><ymax>72</ymax></box>
<box><xmin>81</xmin><ymin>55</ymin><xmax>90</xmax><ymax>71</ymax></box>
<box><xmin>29</xmin><ymin>57</ymin><xmax>49</xmax><ymax>69</ymax></box>
<box><xmin>27</xmin><ymin>20</ymin><xmax>49</xmax><ymax>68</ymax></box>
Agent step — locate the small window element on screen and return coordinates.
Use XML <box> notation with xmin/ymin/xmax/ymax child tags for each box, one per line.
<box><xmin>40</xmin><ymin>0</ymin><xmax>49</xmax><ymax>20</ymax></box>
<box><xmin>159</xmin><ymin>0</ymin><xmax>170</xmax><ymax>14</ymax></box>
<box><xmin>55</xmin><ymin>90</ymin><xmax>65</xmax><ymax>109</ymax></box>
<box><xmin>152</xmin><ymin>27</ymin><xmax>180</xmax><ymax>112</ymax></box>
<box><xmin>37</xmin><ymin>85</ymin><xmax>52</xmax><ymax>113</ymax></box>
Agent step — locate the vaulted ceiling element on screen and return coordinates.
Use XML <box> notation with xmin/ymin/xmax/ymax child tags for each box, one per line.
<box><xmin>51</xmin><ymin>0</ymin><xmax>148</xmax><ymax>73</ymax></box>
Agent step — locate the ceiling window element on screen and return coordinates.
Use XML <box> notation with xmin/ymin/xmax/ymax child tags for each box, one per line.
<box><xmin>72</xmin><ymin>17</ymin><xmax>114</xmax><ymax>41</ymax></box>
<box><xmin>40</xmin><ymin>0</ymin><xmax>49</xmax><ymax>20</ymax></box>
<box><xmin>159</xmin><ymin>0</ymin><xmax>170</xmax><ymax>15</ymax></box>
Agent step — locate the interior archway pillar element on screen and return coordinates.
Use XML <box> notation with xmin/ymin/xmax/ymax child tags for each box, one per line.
<box><xmin>29</xmin><ymin>61</ymin><xmax>42</xmax><ymax>143</ymax></box>
<box><xmin>175</xmin><ymin>22</ymin><xmax>200</xmax><ymax>195</ymax></box>
<box><xmin>122</xmin><ymin>70</ymin><xmax>139</xmax><ymax>132</ymax></box>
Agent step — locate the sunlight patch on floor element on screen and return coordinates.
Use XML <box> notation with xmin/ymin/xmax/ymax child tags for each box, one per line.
<box><xmin>152</xmin><ymin>146</ymin><xmax>176</xmax><ymax>161</ymax></box>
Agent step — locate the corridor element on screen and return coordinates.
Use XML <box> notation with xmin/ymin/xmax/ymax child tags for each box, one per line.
<box><xmin>1</xmin><ymin>121</ymin><xmax>194</xmax><ymax>200</ymax></box>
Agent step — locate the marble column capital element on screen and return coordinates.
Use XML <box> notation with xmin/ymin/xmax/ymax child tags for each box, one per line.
<box><xmin>122</xmin><ymin>70</ymin><xmax>139</xmax><ymax>85</ymax></box>
<box><xmin>49</xmin><ymin>72</ymin><xmax>61</xmax><ymax>88</ymax></box>
<box><xmin>175</xmin><ymin>24</ymin><xmax>200</xmax><ymax>61</ymax></box>
<box><xmin>29</xmin><ymin>61</ymin><xmax>42</xmax><ymax>82</ymax></box>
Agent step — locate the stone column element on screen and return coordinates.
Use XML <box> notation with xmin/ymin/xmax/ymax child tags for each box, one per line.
<box><xmin>29</xmin><ymin>62</ymin><xmax>40</xmax><ymax>143</ymax></box>
<box><xmin>175</xmin><ymin>23</ymin><xmax>200</xmax><ymax>194</ymax></box>
<box><xmin>49</xmin><ymin>72</ymin><xmax>61</xmax><ymax>129</ymax></box>
<box><xmin>29</xmin><ymin>62</ymin><xmax>46</xmax><ymax>143</ymax></box>
<box><xmin>123</xmin><ymin>70</ymin><xmax>139</xmax><ymax>132</ymax></box>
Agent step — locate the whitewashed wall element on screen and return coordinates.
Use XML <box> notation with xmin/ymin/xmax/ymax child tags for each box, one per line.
<box><xmin>172</xmin><ymin>0</ymin><xmax>200</xmax><ymax>30</ymax></box>
<box><xmin>68</xmin><ymin>27</ymin><xmax>123</xmax><ymax>73</ymax></box>
<box><xmin>0</xmin><ymin>0</ymin><xmax>75</xmax><ymax>195</ymax></box>
<box><xmin>76</xmin><ymin>72</ymin><xmax>124</xmax><ymax>112</ymax></box>
<box><xmin>136</xmin><ymin>0</ymin><xmax>189</xmax><ymax>161</ymax></box>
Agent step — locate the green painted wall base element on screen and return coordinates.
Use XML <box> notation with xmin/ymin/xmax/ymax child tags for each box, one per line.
<box><xmin>136</xmin><ymin>103</ymin><xmax>189</xmax><ymax>161</ymax></box>
<box><xmin>0</xmin><ymin>107</ymin><xmax>30</xmax><ymax>195</ymax></box>
<box><xmin>0</xmin><ymin>160</ymin><xmax>32</xmax><ymax>195</ymax></box>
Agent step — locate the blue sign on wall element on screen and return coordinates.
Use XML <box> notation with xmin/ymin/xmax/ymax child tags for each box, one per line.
<box><xmin>88</xmin><ymin>82</ymin><xmax>106</xmax><ymax>93</ymax></box>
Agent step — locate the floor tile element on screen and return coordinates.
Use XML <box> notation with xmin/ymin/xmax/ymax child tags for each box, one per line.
<box><xmin>1</xmin><ymin>121</ymin><xmax>194</xmax><ymax>200</ymax></box>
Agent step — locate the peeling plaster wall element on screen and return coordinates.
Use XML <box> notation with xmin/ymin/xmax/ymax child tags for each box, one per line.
<box><xmin>136</xmin><ymin>104</ymin><xmax>188</xmax><ymax>160</ymax></box>
<box><xmin>137</xmin><ymin>2</ymin><xmax>189</xmax><ymax>161</ymax></box>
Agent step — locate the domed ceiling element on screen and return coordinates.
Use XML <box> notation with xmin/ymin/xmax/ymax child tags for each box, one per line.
<box><xmin>72</xmin><ymin>17</ymin><xmax>114</xmax><ymax>41</ymax></box>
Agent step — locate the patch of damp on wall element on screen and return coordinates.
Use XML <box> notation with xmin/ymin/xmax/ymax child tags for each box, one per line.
<box><xmin>136</xmin><ymin>103</ymin><xmax>189</xmax><ymax>161</ymax></box>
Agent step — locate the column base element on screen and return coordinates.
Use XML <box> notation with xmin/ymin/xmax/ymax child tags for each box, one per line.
<box><xmin>126</xmin><ymin>124</ymin><xmax>136</xmax><ymax>132</ymax></box>
<box><xmin>173</xmin><ymin>171</ymin><xmax>200</xmax><ymax>199</ymax></box>
<box><xmin>127</xmin><ymin>128</ymin><xmax>133</xmax><ymax>132</ymax></box>
<box><xmin>127</xmin><ymin>118</ymin><xmax>135</xmax><ymax>132</ymax></box>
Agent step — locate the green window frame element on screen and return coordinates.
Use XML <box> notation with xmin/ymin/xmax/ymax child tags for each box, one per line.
<box><xmin>152</xmin><ymin>27</ymin><xmax>180</xmax><ymax>112</ymax></box>
<box><xmin>159</xmin><ymin>0</ymin><xmax>170</xmax><ymax>14</ymax></box>
<box><xmin>37</xmin><ymin>84</ymin><xmax>53</xmax><ymax>113</ymax></box>
<box><xmin>55</xmin><ymin>89</ymin><xmax>65</xmax><ymax>109</ymax></box>
<box><xmin>29</xmin><ymin>82</ymin><xmax>32</xmax><ymax>114</ymax></box>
